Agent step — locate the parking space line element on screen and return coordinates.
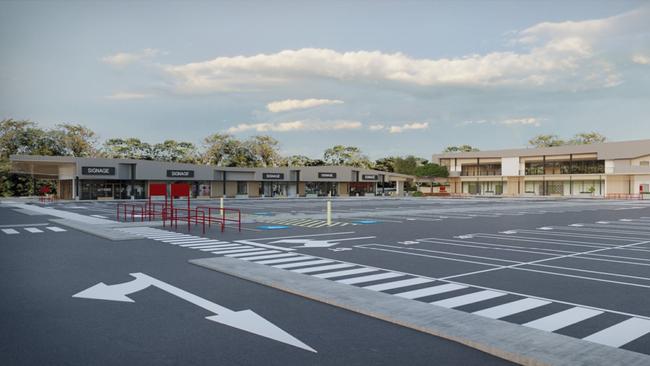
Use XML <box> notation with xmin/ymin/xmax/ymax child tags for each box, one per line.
<box><xmin>257</xmin><ymin>256</ymin><xmax>316</xmax><ymax>265</ymax></box>
<box><xmin>45</xmin><ymin>226</ymin><xmax>66</xmax><ymax>232</ymax></box>
<box><xmin>226</xmin><ymin>250</ymin><xmax>280</xmax><ymax>257</ymax></box>
<box><xmin>24</xmin><ymin>227</ymin><xmax>44</xmax><ymax>233</ymax></box>
<box><xmin>209</xmin><ymin>247</ymin><xmax>255</xmax><ymax>255</ymax></box>
<box><xmin>473</xmin><ymin>298</ymin><xmax>551</xmax><ymax>319</ymax></box>
<box><xmin>1</xmin><ymin>228</ymin><xmax>19</xmax><ymax>234</ymax></box>
<box><xmin>524</xmin><ymin>307</ymin><xmax>603</xmax><ymax>332</ymax></box>
<box><xmin>583</xmin><ymin>318</ymin><xmax>650</xmax><ymax>347</ymax></box>
<box><xmin>432</xmin><ymin>290</ymin><xmax>506</xmax><ymax>308</ymax></box>
<box><xmin>239</xmin><ymin>253</ymin><xmax>299</xmax><ymax>261</ymax></box>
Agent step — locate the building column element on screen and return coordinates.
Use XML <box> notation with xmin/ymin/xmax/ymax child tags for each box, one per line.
<box><xmin>396</xmin><ymin>181</ymin><xmax>404</xmax><ymax>196</ymax></box>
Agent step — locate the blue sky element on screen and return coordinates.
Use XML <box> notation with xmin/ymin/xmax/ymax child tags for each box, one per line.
<box><xmin>1</xmin><ymin>1</ymin><xmax>649</xmax><ymax>159</ymax></box>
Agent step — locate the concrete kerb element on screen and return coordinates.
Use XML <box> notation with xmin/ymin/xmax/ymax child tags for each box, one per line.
<box><xmin>190</xmin><ymin>256</ymin><xmax>650</xmax><ymax>366</ymax></box>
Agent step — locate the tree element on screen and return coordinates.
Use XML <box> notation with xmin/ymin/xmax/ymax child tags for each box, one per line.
<box><xmin>374</xmin><ymin>157</ymin><xmax>396</xmax><ymax>172</ymax></box>
<box><xmin>393</xmin><ymin>155</ymin><xmax>427</xmax><ymax>175</ymax></box>
<box><xmin>202</xmin><ymin>133</ymin><xmax>239</xmax><ymax>166</ymax></box>
<box><xmin>282</xmin><ymin>155</ymin><xmax>325</xmax><ymax>167</ymax></box>
<box><xmin>443</xmin><ymin>145</ymin><xmax>480</xmax><ymax>153</ymax></box>
<box><xmin>414</xmin><ymin>163</ymin><xmax>448</xmax><ymax>178</ymax></box>
<box><xmin>528</xmin><ymin>134</ymin><xmax>565</xmax><ymax>148</ymax></box>
<box><xmin>569</xmin><ymin>132</ymin><xmax>607</xmax><ymax>145</ymax></box>
<box><xmin>152</xmin><ymin>140</ymin><xmax>199</xmax><ymax>163</ymax></box>
<box><xmin>248</xmin><ymin>135</ymin><xmax>281</xmax><ymax>167</ymax></box>
<box><xmin>102</xmin><ymin>138</ymin><xmax>154</xmax><ymax>160</ymax></box>
<box><xmin>323</xmin><ymin>145</ymin><xmax>371</xmax><ymax>167</ymax></box>
<box><xmin>55</xmin><ymin>123</ymin><xmax>98</xmax><ymax>157</ymax></box>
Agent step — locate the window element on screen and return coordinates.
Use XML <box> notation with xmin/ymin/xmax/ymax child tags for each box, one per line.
<box><xmin>236</xmin><ymin>181</ymin><xmax>247</xmax><ymax>195</ymax></box>
<box><xmin>640</xmin><ymin>161</ymin><xmax>650</xmax><ymax>167</ymax></box>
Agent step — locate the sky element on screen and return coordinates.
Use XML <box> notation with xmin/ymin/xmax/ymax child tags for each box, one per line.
<box><xmin>1</xmin><ymin>0</ymin><xmax>649</xmax><ymax>160</ymax></box>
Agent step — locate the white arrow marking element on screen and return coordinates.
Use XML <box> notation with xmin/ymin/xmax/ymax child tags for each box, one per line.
<box><xmin>569</xmin><ymin>224</ymin><xmax>584</xmax><ymax>227</ymax></box>
<box><xmin>537</xmin><ymin>227</ymin><xmax>553</xmax><ymax>230</ymax></box>
<box><xmin>620</xmin><ymin>219</ymin><xmax>633</xmax><ymax>222</ymax></box>
<box><xmin>270</xmin><ymin>236</ymin><xmax>374</xmax><ymax>248</ymax></box>
<box><xmin>73</xmin><ymin>272</ymin><xmax>315</xmax><ymax>352</ymax></box>
<box><xmin>499</xmin><ymin>230</ymin><xmax>517</xmax><ymax>234</ymax></box>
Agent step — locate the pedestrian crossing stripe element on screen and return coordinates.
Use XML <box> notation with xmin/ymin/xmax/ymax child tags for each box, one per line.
<box><xmin>256</xmin><ymin>218</ymin><xmax>353</xmax><ymax>228</ymax></box>
<box><xmin>1</xmin><ymin>226</ymin><xmax>66</xmax><ymax>235</ymax></box>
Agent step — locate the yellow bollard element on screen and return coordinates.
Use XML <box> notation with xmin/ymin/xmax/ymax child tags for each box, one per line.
<box><xmin>220</xmin><ymin>197</ymin><xmax>224</xmax><ymax>210</ymax></box>
<box><xmin>327</xmin><ymin>200</ymin><xmax>332</xmax><ymax>226</ymax></box>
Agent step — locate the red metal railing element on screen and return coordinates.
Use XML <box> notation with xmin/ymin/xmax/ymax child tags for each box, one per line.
<box><xmin>195</xmin><ymin>206</ymin><xmax>241</xmax><ymax>233</ymax></box>
<box><xmin>116</xmin><ymin>203</ymin><xmax>240</xmax><ymax>234</ymax></box>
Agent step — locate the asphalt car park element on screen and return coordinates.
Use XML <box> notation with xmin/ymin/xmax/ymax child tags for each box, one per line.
<box><xmin>3</xmin><ymin>197</ymin><xmax>650</xmax><ymax>364</ymax></box>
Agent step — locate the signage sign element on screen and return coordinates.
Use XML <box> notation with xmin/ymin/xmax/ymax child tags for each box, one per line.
<box><xmin>362</xmin><ymin>174</ymin><xmax>378</xmax><ymax>180</ymax></box>
<box><xmin>167</xmin><ymin>170</ymin><xmax>194</xmax><ymax>178</ymax></box>
<box><xmin>262</xmin><ymin>173</ymin><xmax>284</xmax><ymax>180</ymax></box>
<box><xmin>318</xmin><ymin>172</ymin><xmax>337</xmax><ymax>179</ymax></box>
<box><xmin>82</xmin><ymin>166</ymin><xmax>115</xmax><ymax>176</ymax></box>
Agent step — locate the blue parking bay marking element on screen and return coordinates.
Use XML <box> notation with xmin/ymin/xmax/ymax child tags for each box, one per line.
<box><xmin>257</xmin><ymin>225</ymin><xmax>290</xmax><ymax>230</ymax></box>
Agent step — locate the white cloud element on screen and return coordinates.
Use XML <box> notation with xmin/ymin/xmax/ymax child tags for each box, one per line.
<box><xmin>500</xmin><ymin>117</ymin><xmax>542</xmax><ymax>126</ymax></box>
<box><xmin>267</xmin><ymin>98</ymin><xmax>344</xmax><ymax>112</ymax></box>
<box><xmin>101</xmin><ymin>48</ymin><xmax>162</xmax><ymax>67</ymax></box>
<box><xmin>368</xmin><ymin>124</ymin><xmax>385</xmax><ymax>131</ymax></box>
<box><xmin>388</xmin><ymin>122</ymin><xmax>429</xmax><ymax>133</ymax></box>
<box><xmin>632</xmin><ymin>54</ymin><xmax>650</xmax><ymax>65</ymax></box>
<box><xmin>227</xmin><ymin>120</ymin><xmax>362</xmax><ymax>133</ymax></box>
<box><xmin>106</xmin><ymin>92</ymin><xmax>152</xmax><ymax>100</ymax></box>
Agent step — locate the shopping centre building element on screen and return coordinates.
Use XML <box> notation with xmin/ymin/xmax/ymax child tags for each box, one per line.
<box><xmin>9</xmin><ymin>155</ymin><xmax>412</xmax><ymax>200</ymax></box>
<box><xmin>431</xmin><ymin>139</ymin><xmax>650</xmax><ymax>197</ymax></box>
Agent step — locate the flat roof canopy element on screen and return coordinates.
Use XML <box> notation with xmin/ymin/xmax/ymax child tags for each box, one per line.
<box><xmin>10</xmin><ymin>160</ymin><xmax>72</xmax><ymax>179</ymax></box>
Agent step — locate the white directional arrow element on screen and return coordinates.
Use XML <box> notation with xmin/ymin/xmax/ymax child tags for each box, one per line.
<box><xmin>73</xmin><ymin>273</ymin><xmax>316</xmax><ymax>353</ymax></box>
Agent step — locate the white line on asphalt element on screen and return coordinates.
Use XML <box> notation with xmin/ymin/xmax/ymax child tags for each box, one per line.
<box><xmin>582</xmin><ymin>317</ymin><xmax>650</xmax><ymax>347</ymax></box>
<box><xmin>431</xmin><ymin>290</ymin><xmax>506</xmax><ymax>308</ymax></box>
<box><xmin>256</xmin><ymin>256</ymin><xmax>316</xmax><ymax>265</ymax></box>
<box><xmin>199</xmin><ymin>245</ymin><xmax>251</xmax><ymax>252</ymax></box>
<box><xmin>239</xmin><ymin>253</ymin><xmax>300</xmax><ymax>261</ymax></box>
<box><xmin>394</xmin><ymin>284</ymin><xmax>467</xmax><ymax>300</ymax></box>
<box><xmin>46</xmin><ymin>226</ymin><xmax>66</xmax><ymax>232</ymax></box>
<box><xmin>24</xmin><ymin>227</ymin><xmax>44</xmax><ymax>233</ymax></box>
<box><xmin>363</xmin><ymin>277</ymin><xmax>434</xmax><ymax>292</ymax></box>
<box><xmin>524</xmin><ymin>307</ymin><xmax>603</xmax><ymax>332</ymax></box>
<box><xmin>1</xmin><ymin>228</ymin><xmax>19</xmax><ymax>234</ymax></box>
<box><xmin>336</xmin><ymin>272</ymin><xmax>403</xmax><ymax>285</ymax></box>
<box><xmin>472</xmin><ymin>298</ymin><xmax>551</xmax><ymax>319</ymax></box>
<box><xmin>245</xmin><ymin>231</ymin><xmax>356</xmax><ymax>241</ymax></box>
<box><xmin>313</xmin><ymin>267</ymin><xmax>378</xmax><ymax>279</ymax></box>
<box><xmin>292</xmin><ymin>263</ymin><xmax>356</xmax><ymax>274</ymax></box>
<box><xmin>273</xmin><ymin>259</ymin><xmax>333</xmax><ymax>269</ymax></box>
<box><xmin>226</xmin><ymin>250</ymin><xmax>280</xmax><ymax>257</ymax></box>
<box><xmin>234</xmin><ymin>240</ymin><xmax>295</xmax><ymax>252</ymax></box>
<box><xmin>209</xmin><ymin>247</ymin><xmax>256</xmax><ymax>255</ymax></box>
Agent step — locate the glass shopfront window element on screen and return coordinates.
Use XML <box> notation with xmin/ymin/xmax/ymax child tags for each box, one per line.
<box><xmin>349</xmin><ymin>182</ymin><xmax>375</xmax><ymax>196</ymax></box>
<box><xmin>237</xmin><ymin>181</ymin><xmax>248</xmax><ymax>195</ymax></box>
<box><xmin>260</xmin><ymin>182</ymin><xmax>288</xmax><ymax>197</ymax></box>
<box><xmin>525</xmin><ymin>160</ymin><xmax>605</xmax><ymax>175</ymax></box>
<box><xmin>305</xmin><ymin>182</ymin><xmax>337</xmax><ymax>196</ymax></box>
<box><xmin>460</xmin><ymin>164</ymin><xmax>501</xmax><ymax>176</ymax></box>
<box><xmin>80</xmin><ymin>180</ymin><xmax>145</xmax><ymax>200</ymax></box>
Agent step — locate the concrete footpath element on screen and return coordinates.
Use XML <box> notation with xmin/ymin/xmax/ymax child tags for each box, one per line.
<box><xmin>191</xmin><ymin>256</ymin><xmax>650</xmax><ymax>366</ymax></box>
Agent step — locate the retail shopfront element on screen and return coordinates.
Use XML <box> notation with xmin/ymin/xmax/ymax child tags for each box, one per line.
<box><xmin>10</xmin><ymin>155</ymin><xmax>413</xmax><ymax>200</ymax></box>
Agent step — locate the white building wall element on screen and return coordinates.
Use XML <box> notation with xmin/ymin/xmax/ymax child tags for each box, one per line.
<box><xmin>501</xmin><ymin>157</ymin><xmax>520</xmax><ymax>176</ymax></box>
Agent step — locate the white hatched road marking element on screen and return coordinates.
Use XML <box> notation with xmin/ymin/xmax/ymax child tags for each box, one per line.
<box><xmin>395</xmin><ymin>284</ymin><xmax>467</xmax><ymax>300</ymax></box>
<box><xmin>313</xmin><ymin>267</ymin><xmax>378</xmax><ymax>279</ymax></box>
<box><xmin>209</xmin><ymin>247</ymin><xmax>255</xmax><ymax>255</ymax></box>
<box><xmin>240</xmin><ymin>253</ymin><xmax>299</xmax><ymax>261</ymax></box>
<box><xmin>46</xmin><ymin>226</ymin><xmax>66</xmax><ymax>232</ymax></box>
<box><xmin>336</xmin><ymin>272</ymin><xmax>403</xmax><ymax>285</ymax></box>
<box><xmin>292</xmin><ymin>263</ymin><xmax>356</xmax><ymax>274</ymax></box>
<box><xmin>524</xmin><ymin>307</ymin><xmax>603</xmax><ymax>331</ymax></box>
<box><xmin>363</xmin><ymin>277</ymin><xmax>434</xmax><ymax>292</ymax></box>
<box><xmin>583</xmin><ymin>318</ymin><xmax>650</xmax><ymax>347</ymax></box>
<box><xmin>432</xmin><ymin>290</ymin><xmax>506</xmax><ymax>308</ymax></box>
<box><xmin>257</xmin><ymin>256</ymin><xmax>316</xmax><ymax>265</ymax></box>
<box><xmin>24</xmin><ymin>227</ymin><xmax>44</xmax><ymax>233</ymax></box>
<box><xmin>227</xmin><ymin>250</ymin><xmax>280</xmax><ymax>258</ymax></box>
<box><xmin>472</xmin><ymin>298</ymin><xmax>551</xmax><ymax>319</ymax></box>
<box><xmin>273</xmin><ymin>259</ymin><xmax>334</xmax><ymax>269</ymax></box>
<box><xmin>2</xmin><ymin>228</ymin><xmax>19</xmax><ymax>234</ymax></box>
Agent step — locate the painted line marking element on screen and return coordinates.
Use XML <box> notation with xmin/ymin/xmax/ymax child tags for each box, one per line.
<box><xmin>273</xmin><ymin>259</ymin><xmax>333</xmax><ymax>269</ymax></box>
<box><xmin>239</xmin><ymin>253</ymin><xmax>299</xmax><ymax>261</ymax></box>
<box><xmin>394</xmin><ymin>284</ymin><xmax>467</xmax><ymax>300</ymax></box>
<box><xmin>226</xmin><ymin>250</ymin><xmax>280</xmax><ymax>258</ymax></box>
<box><xmin>24</xmin><ymin>227</ymin><xmax>44</xmax><ymax>233</ymax></box>
<box><xmin>256</xmin><ymin>256</ymin><xmax>316</xmax><ymax>265</ymax></box>
<box><xmin>363</xmin><ymin>277</ymin><xmax>434</xmax><ymax>292</ymax></box>
<box><xmin>313</xmin><ymin>267</ymin><xmax>378</xmax><ymax>279</ymax></box>
<box><xmin>235</xmin><ymin>240</ymin><xmax>295</xmax><ymax>252</ymax></box>
<box><xmin>431</xmin><ymin>290</ymin><xmax>506</xmax><ymax>308</ymax></box>
<box><xmin>292</xmin><ymin>263</ymin><xmax>356</xmax><ymax>274</ymax></box>
<box><xmin>209</xmin><ymin>247</ymin><xmax>256</xmax><ymax>255</ymax></box>
<box><xmin>46</xmin><ymin>226</ymin><xmax>66</xmax><ymax>232</ymax></box>
<box><xmin>472</xmin><ymin>298</ymin><xmax>551</xmax><ymax>319</ymax></box>
<box><xmin>336</xmin><ymin>272</ymin><xmax>403</xmax><ymax>285</ymax></box>
<box><xmin>524</xmin><ymin>307</ymin><xmax>603</xmax><ymax>332</ymax></box>
<box><xmin>1</xmin><ymin>228</ymin><xmax>19</xmax><ymax>234</ymax></box>
<box><xmin>583</xmin><ymin>317</ymin><xmax>650</xmax><ymax>347</ymax></box>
